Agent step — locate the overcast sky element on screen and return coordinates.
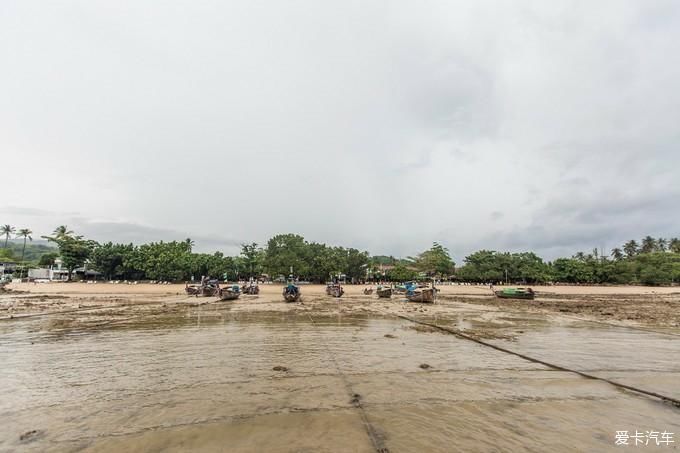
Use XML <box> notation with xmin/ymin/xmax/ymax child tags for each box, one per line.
<box><xmin>1</xmin><ymin>0</ymin><xmax>679</xmax><ymax>262</ymax></box>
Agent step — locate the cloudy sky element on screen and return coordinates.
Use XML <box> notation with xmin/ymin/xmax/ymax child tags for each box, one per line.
<box><xmin>1</xmin><ymin>0</ymin><xmax>678</xmax><ymax>262</ymax></box>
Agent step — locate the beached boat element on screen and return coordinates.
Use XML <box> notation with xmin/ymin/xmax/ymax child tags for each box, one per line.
<box><xmin>242</xmin><ymin>284</ymin><xmax>260</xmax><ymax>295</ymax></box>
<box><xmin>220</xmin><ymin>286</ymin><xmax>241</xmax><ymax>301</ymax></box>
<box><xmin>283</xmin><ymin>284</ymin><xmax>301</xmax><ymax>302</ymax></box>
<box><xmin>376</xmin><ymin>287</ymin><xmax>392</xmax><ymax>298</ymax></box>
<box><xmin>325</xmin><ymin>284</ymin><xmax>344</xmax><ymax>298</ymax></box>
<box><xmin>200</xmin><ymin>285</ymin><xmax>220</xmax><ymax>297</ymax></box>
<box><xmin>406</xmin><ymin>288</ymin><xmax>435</xmax><ymax>303</ymax></box>
<box><xmin>185</xmin><ymin>283</ymin><xmax>201</xmax><ymax>296</ymax></box>
<box><xmin>494</xmin><ymin>287</ymin><xmax>535</xmax><ymax>300</ymax></box>
<box><xmin>363</xmin><ymin>288</ymin><xmax>373</xmax><ymax>295</ymax></box>
<box><xmin>186</xmin><ymin>279</ymin><xmax>221</xmax><ymax>297</ymax></box>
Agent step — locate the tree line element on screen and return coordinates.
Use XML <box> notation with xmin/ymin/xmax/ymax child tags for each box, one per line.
<box><xmin>2</xmin><ymin>223</ymin><xmax>679</xmax><ymax>285</ymax></box>
<box><xmin>458</xmin><ymin>236</ymin><xmax>680</xmax><ymax>286</ymax></box>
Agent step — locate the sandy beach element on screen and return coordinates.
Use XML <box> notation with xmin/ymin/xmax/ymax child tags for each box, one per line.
<box><xmin>2</xmin><ymin>282</ymin><xmax>679</xmax><ymax>328</ymax></box>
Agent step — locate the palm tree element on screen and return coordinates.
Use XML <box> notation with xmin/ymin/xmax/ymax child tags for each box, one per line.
<box><xmin>640</xmin><ymin>236</ymin><xmax>657</xmax><ymax>254</ymax></box>
<box><xmin>53</xmin><ymin>225</ymin><xmax>73</xmax><ymax>238</ymax></box>
<box><xmin>611</xmin><ymin>248</ymin><xmax>623</xmax><ymax>261</ymax></box>
<box><xmin>1</xmin><ymin>225</ymin><xmax>15</xmax><ymax>248</ymax></box>
<box><xmin>657</xmin><ymin>237</ymin><xmax>668</xmax><ymax>252</ymax></box>
<box><xmin>623</xmin><ymin>240</ymin><xmax>639</xmax><ymax>258</ymax></box>
<box><xmin>17</xmin><ymin>228</ymin><xmax>32</xmax><ymax>277</ymax></box>
<box><xmin>670</xmin><ymin>238</ymin><xmax>680</xmax><ymax>254</ymax></box>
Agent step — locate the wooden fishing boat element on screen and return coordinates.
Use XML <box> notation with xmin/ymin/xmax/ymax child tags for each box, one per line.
<box><xmin>200</xmin><ymin>285</ymin><xmax>220</xmax><ymax>297</ymax></box>
<box><xmin>326</xmin><ymin>284</ymin><xmax>344</xmax><ymax>298</ymax></box>
<box><xmin>283</xmin><ymin>285</ymin><xmax>301</xmax><ymax>302</ymax></box>
<box><xmin>242</xmin><ymin>284</ymin><xmax>260</xmax><ymax>295</ymax></box>
<box><xmin>494</xmin><ymin>287</ymin><xmax>535</xmax><ymax>300</ymax></box>
<box><xmin>185</xmin><ymin>284</ymin><xmax>200</xmax><ymax>296</ymax></box>
<box><xmin>376</xmin><ymin>287</ymin><xmax>392</xmax><ymax>298</ymax></box>
<box><xmin>406</xmin><ymin>288</ymin><xmax>435</xmax><ymax>303</ymax></box>
<box><xmin>363</xmin><ymin>288</ymin><xmax>373</xmax><ymax>295</ymax></box>
<box><xmin>220</xmin><ymin>287</ymin><xmax>241</xmax><ymax>301</ymax></box>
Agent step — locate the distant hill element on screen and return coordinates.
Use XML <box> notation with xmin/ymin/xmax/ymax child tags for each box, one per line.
<box><xmin>1</xmin><ymin>240</ymin><xmax>57</xmax><ymax>263</ymax></box>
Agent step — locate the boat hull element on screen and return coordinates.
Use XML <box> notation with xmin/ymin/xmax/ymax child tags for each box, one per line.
<box><xmin>283</xmin><ymin>293</ymin><xmax>300</xmax><ymax>302</ymax></box>
<box><xmin>494</xmin><ymin>291</ymin><xmax>535</xmax><ymax>300</ymax></box>
<box><xmin>326</xmin><ymin>285</ymin><xmax>344</xmax><ymax>298</ymax></box>
<box><xmin>376</xmin><ymin>288</ymin><xmax>392</xmax><ymax>298</ymax></box>
<box><xmin>283</xmin><ymin>286</ymin><xmax>301</xmax><ymax>302</ymax></box>
<box><xmin>407</xmin><ymin>288</ymin><xmax>435</xmax><ymax>303</ymax></box>
<box><xmin>242</xmin><ymin>285</ymin><xmax>260</xmax><ymax>295</ymax></box>
<box><xmin>220</xmin><ymin>291</ymin><xmax>240</xmax><ymax>301</ymax></box>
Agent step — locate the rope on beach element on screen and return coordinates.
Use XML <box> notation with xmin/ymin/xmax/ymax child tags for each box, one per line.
<box><xmin>382</xmin><ymin>310</ymin><xmax>680</xmax><ymax>409</ymax></box>
<box><xmin>305</xmin><ymin>313</ymin><xmax>389</xmax><ymax>453</ymax></box>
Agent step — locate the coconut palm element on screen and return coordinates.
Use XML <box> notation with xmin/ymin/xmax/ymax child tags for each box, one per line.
<box><xmin>1</xmin><ymin>225</ymin><xmax>15</xmax><ymax>248</ymax></box>
<box><xmin>623</xmin><ymin>240</ymin><xmax>639</xmax><ymax>258</ymax></box>
<box><xmin>640</xmin><ymin>236</ymin><xmax>657</xmax><ymax>254</ymax></box>
<box><xmin>17</xmin><ymin>228</ymin><xmax>32</xmax><ymax>277</ymax></box>
<box><xmin>611</xmin><ymin>248</ymin><xmax>623</xmax><ymax>261</ymax></box>
<box><xmin>657</xmin><ymin>237</ymin><xmax>668</xmax><ymax>252</ymax></box>
<box><xmin>670</xmin><ymin>238</ymin><xmax>680</xmax><ymax>254</ymax></box>
<box><xmin>53</xmin><ymin>225</ymin><xmax>74</xmax><ymax>238</ymax></box>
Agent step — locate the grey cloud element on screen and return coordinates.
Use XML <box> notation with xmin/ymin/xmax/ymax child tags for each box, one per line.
<box><xmin>71</xmin><ymin>219</ymin><xmax>243</xmax><ymax>254</ymax></box>
<box><xmin>1</xmin><ymin>1</ymin><xmax>679</xmax><ymax>261</ymax></box>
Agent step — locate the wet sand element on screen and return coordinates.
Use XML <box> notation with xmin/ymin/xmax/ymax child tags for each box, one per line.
<box><xmin>1</xmin><ymin>283</ymin><xmax>679</xmax><ymax>451</ymax></box>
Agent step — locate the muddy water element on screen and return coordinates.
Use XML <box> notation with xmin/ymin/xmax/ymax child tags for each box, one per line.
<box><xmin>1</xmin><ymin>307</ymin><xmax>679</xmax><ymax>452</ymax></box>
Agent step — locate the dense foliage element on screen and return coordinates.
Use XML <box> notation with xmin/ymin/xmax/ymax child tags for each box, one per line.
<box><xmin>457</xmin><ymin>238</ymin><xmax>680</xmax><ymax>285</ymax></box>
<box><xmin>457</xmin><ymin>250</ymin><xmax>552</xmax><ymax>284</ymax></box>
<box><xmin>2</xmin><ymin>221</ymin><xmax>679</xmax><ymax>285</ymax></box>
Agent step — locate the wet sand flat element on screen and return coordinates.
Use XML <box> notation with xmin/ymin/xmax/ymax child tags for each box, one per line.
<box><xmin>1</xmin><ymin>284</ymin><xmax>679</xmax><ymax>451</ymax></box>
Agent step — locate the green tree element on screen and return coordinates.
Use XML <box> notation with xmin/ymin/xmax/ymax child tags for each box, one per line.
<box><xmin>264</xmin><ymin>234</ymin><xmax>309</xmax><ymax>278</ymax></box>
<box><xmin>640</xmin><ymin>236</ymin><xmax>657</xmax><ymax>254</ymax></box>
<box><xmin>415</xmin><ymin>242</ymin><xmax>455</xmax><ymax>278</ymax></box>
<box><xmin>345</xmin><ymin>248</ymin><xmax>369</xmax><ymax>282</ymax></box>
<box><xmin>240</xmin><ymin>242</ymin><xmax>262</xmax><ymax>279</ymax></box>
<box><xmin>611</xmin><ymin>247</ymin><xmax>624</xmax><ymax>261</ymax></box>
<box><xmin>1</xmin><ymin>225</ymin><xmax>15</xmax><ymax>248</ymax></box>
<box><xmin>53</xmin><ymin>225</ymin><xmax>74</xmax><ymax>238</ymax></box>
<box><xmin>670</xmin><ymin>238</ymin><xmax>680</xmax><ymax>254</ymax></box>
<box><xmin>387</xmin><ymin>262</ymin><xmax>417</xmax><ymax>281</ymax></box>
<box><xmin>623</xmin><ymin>240</ymin><xmax>639</xmax><ymax>258</ymax></box>
<box><xmin>657</xmin><ymin>238</ymin><xmax>668</xmax><ymax>252</ymax></box>
<box><xmin>43</xmin><ymin>230</ymin><xmax>96</xmax><ymax>281</ymax></box>
<box><xmin>0</xmin><ymin>247</ymin><xmax>15</xmax><ymax>262</ymax></box>
<box><xmin>17</xmin><ymin>228</ymin><xmax>33</xmax><ymax>265</ymax></box>
<box><xmin>38</xmin><ymin>252</ymin><xmax>59</xmax><ymax>266</ymax></box>
<box><xmin>90</xmin><ymin>242</ymin><xmax>136</xmax><ymax>279</ymax></box>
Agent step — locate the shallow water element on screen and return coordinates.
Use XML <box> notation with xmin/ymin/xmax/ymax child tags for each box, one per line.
<box><xmin>1</xmin><ymin>307</ymin><xmax>679</xmax><ymax>452</ymax></box>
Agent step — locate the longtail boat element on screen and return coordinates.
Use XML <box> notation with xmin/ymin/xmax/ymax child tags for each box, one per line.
<box><xmin>406</xmin><ymin>288</ymin><xmax>435</xmax><ymax>303</ymax></box>
<box><xmin>242</xmin><ymin>284</ymin><xmax>260</xmax><ymax>295</ymax></box>
<box><xmin>186</xmin><ymin>282</ymin><xmax>220</xmax><ymax>297</ymax></box>
<box><xmin>494</xmin><ymin>287</ymin><xmax>535</xmax><ymax>300</ymax></box>
<box><xmin>200</xmin><ymin>285</ymin><xmax>220</xmax><ymax>297</ymax></box>
<box><xmin>283</xmin><ymin>284</ymin><xmax>301</xmax><ymax>302</ymax></box>
<box><xmin>185</xmin><ymin>283</ymin><xmax>201</xmax><ymax>296</ymax></box>
<box><xmin>363</xmin><ymin>288</ymin><xmax>374</xmax><ymax>295</ymax></box>
<box><xmin>325</xmin><ymin>284</ymin><xmax>344</xmax><ymax>298</ymax></box>
<box><xmin>220</xmin><ymin>285</ymin><xmax>241</xmax><ymax>301</ymax></box>
<box><xmin>376</xmin><ymin>286</ymin><xmax>392</xmax><ymax>298</ymax></box>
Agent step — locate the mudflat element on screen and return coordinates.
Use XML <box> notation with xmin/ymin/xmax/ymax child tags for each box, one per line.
<box><xmin>1</xmin><ymin>283</ymin><xmax>678</xmax><ymax>452</ymax></box>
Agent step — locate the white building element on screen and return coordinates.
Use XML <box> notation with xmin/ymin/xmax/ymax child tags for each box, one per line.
<box><xmin>27</xmin><ymin>258</ymin><xmax>69</xmax><ymax>281</ymax></box>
